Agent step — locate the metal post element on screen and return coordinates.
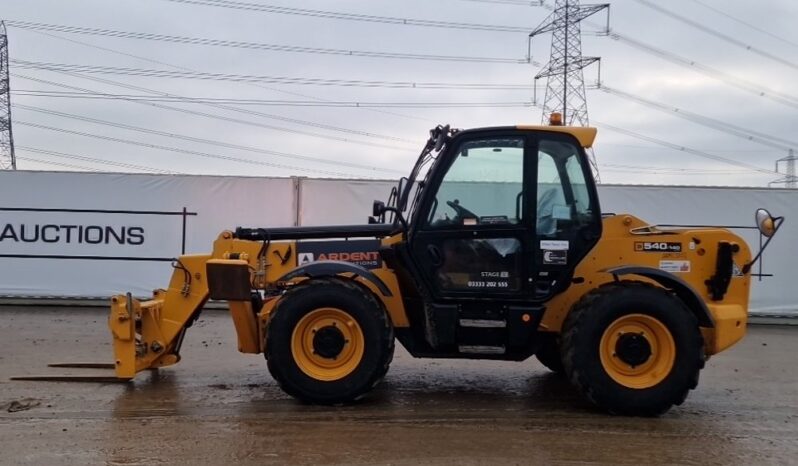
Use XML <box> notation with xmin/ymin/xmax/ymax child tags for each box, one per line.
<box><xmin>181</xmin><ymin>207</ymin><xmax>188</xmax><ymax>255</ymax></box>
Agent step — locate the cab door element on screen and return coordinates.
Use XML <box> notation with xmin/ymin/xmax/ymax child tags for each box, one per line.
<box><xmin>409</xmin><ymin>132</ymin><xmax>532</xmax><ymax>300</ymax></box>
<box><xmin>532</xmin><ymin>133</ymin><xmax>602</xmax><ymax>298</ymax></box>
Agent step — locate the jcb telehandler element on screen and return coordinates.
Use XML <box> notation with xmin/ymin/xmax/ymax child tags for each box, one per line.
<box><xmin>68</xmin><ymin>119</ymin><xmax>787</xmax><ymax>415</ymax></box>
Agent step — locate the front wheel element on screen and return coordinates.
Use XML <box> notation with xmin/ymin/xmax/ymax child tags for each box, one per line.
<box><xmin>561</xmin><ymin>282</ymin><xmax>704</xmax><ymax>416</ymax></box>
<box><xmin>265</xmin><ymin>278</ymin><xmax>394</xmax><ymax>404</ymax></box>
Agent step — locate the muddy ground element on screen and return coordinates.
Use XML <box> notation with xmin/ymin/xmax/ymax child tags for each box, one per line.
<box><xmin>0</xmin><ymin>306</ymin><xmax>796</xmax><ymax>465</ymax></box>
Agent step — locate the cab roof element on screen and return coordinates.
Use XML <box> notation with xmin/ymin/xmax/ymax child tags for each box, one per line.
<box><xmin>516</xmin><ymin>125</ymin><xmax>597</xmax><ymax>148</ymax></box>
<box><xmin>452</xmin><ymin>125</ymin><xmax>597</xmax><ymax>149</ymax></box>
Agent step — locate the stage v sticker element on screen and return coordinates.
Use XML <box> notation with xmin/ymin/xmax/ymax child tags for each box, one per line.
<box><xmin>659</xmin><ymin>260</ymin><xmax>691</xmax><ymax>273</ymax></box>
<box><xmin>635</xmin><ymin>242</ymin><xmax>682</xmax><ymax>253</ymax></box>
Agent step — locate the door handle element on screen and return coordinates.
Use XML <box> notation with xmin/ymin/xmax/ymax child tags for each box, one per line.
<box><xmin>426</xmin><ymin>244</ymin><xmax>443</xmax><ymax>266</ymax></box>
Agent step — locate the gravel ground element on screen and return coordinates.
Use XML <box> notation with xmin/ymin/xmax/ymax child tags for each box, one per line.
<box><xmin>1</xmin><ymin>306</ymin><xmax>796</xmax><ymax>465</ymax></box>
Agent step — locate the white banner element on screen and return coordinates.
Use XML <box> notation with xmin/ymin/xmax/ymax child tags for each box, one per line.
<box><xmin>0</xmin><ymin>209</ymin><xmax>184</xmax><ymax>258</ymax></box>
<box><xmin>0</xmin><ymin>171</ymin><xmax>295</xmax><ymax>297</ymax></box>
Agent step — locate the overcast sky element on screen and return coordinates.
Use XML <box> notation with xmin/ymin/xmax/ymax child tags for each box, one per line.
<box><xmin>3</xmin><ymin>0</ymin><xmax>798</xmax><ymax>186</ymax></box>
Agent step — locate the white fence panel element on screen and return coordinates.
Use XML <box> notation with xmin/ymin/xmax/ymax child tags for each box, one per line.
<box><xmin>299</xmin><ymin>178</ymin><xmax>394</xmax><ymax>226</ymax></box>
<box><xmin>1</xmin><ymin>171</ymin><xmax>795</xmax><ymax>316</ymax></box>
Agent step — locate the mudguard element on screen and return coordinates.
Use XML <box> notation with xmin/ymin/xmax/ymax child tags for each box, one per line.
<box><xmin>277</xmin><ymin>260</ymin><xmax>393</xmax><ymax>297</ymax></box>
<box><xmin>604</xmin><ymin>265</ymin><xmax>714</xmax><ymax>327</ymax></box>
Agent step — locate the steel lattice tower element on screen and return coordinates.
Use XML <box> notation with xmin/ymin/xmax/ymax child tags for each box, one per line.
<box><xmin>530</xmin><ymin>0</ymin><xmax>608</xmax><ymax>179</ymax></box>
<box><xmin>0</xmin><ymin>21</ymin><xmax>15</xmax><ymax>170</ymax></box>
<box><xmin>771</xmin><ymin>150</ymin><xmax>797</xmax><ymax>188</ymax></box>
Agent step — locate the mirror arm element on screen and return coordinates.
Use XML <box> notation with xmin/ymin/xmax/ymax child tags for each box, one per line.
<box><xmin>374</xmin><ymin>200</ymin><xmax>408</xmax><ymax>234</ymax></box>
<box><xmin>743</xmin><ymin>216</ymin><xmax>784</xmax><ymax>274</ymax></box>
<box><xmin>384</xmin><ymin>206</ymin><xmax>409</xmax><ymax>234</ymax></box>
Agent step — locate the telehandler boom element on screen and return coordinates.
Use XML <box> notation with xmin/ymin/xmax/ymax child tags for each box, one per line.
<box><xmin>96</xmin><ymin>120</ymin><xmax>781</xmax><ymax>415</ymax></box>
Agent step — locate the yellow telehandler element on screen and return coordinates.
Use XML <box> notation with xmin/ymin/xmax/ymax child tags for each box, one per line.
<box><xmin>32</xmin><ymin>118</ymin><xmax>784</xmax><ymax>415</ymax></box>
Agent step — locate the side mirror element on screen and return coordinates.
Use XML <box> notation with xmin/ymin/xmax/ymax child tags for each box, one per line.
<box><xmin>755</xmin><ymin>208</ymin><xmax>777</xmax><ymax>238</ymax></box>
<box><xmin>372</xmin><ymin>200</ymin><xmax>386</xmax><ymax>217</ymax></box>
<box><xmin>743</xmin><ymin>208</ymin><xmax>784</xmax><ymax>274</ymax></box>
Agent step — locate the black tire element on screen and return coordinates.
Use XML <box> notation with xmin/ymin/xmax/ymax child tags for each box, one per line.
<box><xmin>535</xmin><ymin>333</ymin><xmax>564</xmax><ymax>374</ymax></box>
<box><xmin>561</xmin><ymin>281</ymin><xmax>704</xmax><ymax>416</ymax></box>
<box><xmin>265</xmin><ymin>277</ymin><xmax>394</xmax><ymax>404</ymax></box>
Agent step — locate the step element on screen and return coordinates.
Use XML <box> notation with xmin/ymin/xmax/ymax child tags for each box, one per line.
<box><xmin>458</xmin><ymin>345</ymin><xmax>506</xmax><ymax>355</ymax></box>
<box><xmin>458</xmin><ymin>319</ymin><xmax>507</xmax><ymax>328</ymax></box>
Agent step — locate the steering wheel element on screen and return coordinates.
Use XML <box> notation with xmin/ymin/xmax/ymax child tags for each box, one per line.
<box><xmin>446</xmin><ymin>199</ymin><xmax>478</xmax><ymax>221</ymax></box>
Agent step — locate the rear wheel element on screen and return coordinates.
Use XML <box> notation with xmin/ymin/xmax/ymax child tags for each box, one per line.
<box><xmin>561</xmin><ymin>282</ymin><xmax>704</xmax><ymax>416</ymax></box>
<box><xmin>266</xmin><ymin>278</ymin><xmax>394</xmax><ymax>404</ymax></box>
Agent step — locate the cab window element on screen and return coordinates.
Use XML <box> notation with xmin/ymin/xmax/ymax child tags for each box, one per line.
<box><xmin>425</xmin><ymin>137</ymin><xmax>525</xmax><ymax>228</ymax></box>
<box><xmin>536</xmin><ymin>139</ymin><xmax>594</xmax><ymax>236</ymax></box>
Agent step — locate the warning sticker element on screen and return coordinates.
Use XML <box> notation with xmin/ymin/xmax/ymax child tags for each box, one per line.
<box><xmin>659</xmin><ymin>260</ymin><xmax>691</xmax><ymax>273</ymax></box>
<box><xmin>540</xmin><ymin>240</ymin><xmax>569</xmax><ymax>251</ymax></box>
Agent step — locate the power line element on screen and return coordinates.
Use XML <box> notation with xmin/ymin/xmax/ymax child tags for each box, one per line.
<box><xmin>600</xmin><ymin>168</ymin><xmax>755</xmax><ymax>176</ymax></box>
<box><xmin>16</xmin><ymin>155</ymin><xmax>101</xmax><ymax>172</ymax></box>
<box><xmin>13</xmin><ymin>103</ymin><xmax>404</xmax><ymax>175</ymax></box>
<box><xmin>17</xmin><ymin>145</ymin><xmax>176</xmax><ymax>174</ymax></box>
<box><xmin>592</xmin><ymin>119</ymin><xmax>778</xmax><ymax>176</ymax></box>
<box><xmin>602</xmin><ymin>143</ymin><xmax>780</xmax><ymax>154</ymax></box>
<box><xmin>13</xmin><ymin>24</ymin><xmax>495</xmax><ymax>127</ymax></box>
<box><xmin>632</xmin><ymin>0</ymin><xmax>798</xmax><ymax>72</ymax></box>
<box><xmin>15</xmin><ymin>24</ymin><xmax>438</xmax><ymax>126</ymax></box>
<box><xmin>689</xmin><ymin>0</ymin><xmax>798</xmax><ymax>50</ymax></box>
<box><xmin>600</xmin><ymin>162</ymin><xmax>752</xmax><ymax>175</ymax></box>
<box><xmin>13</xmin><ymin>90</ymin><xmax>536</xmax><ymax>107</ymax></box>
<box><xmin>157</xmin><ymin>0</ymin><xmax>533</xmax><ymax>33</ymax></box>
<box><xmin>597</xmin><ymin>85</ymin><xmax>798</xmax><ymax>152</ymax></box>
<box><xmin>5</xmin><ymin>21</ymin><xmax>530</xmax><ymax>64</ymax></box>
<box><xmin>605</xmin><ymin>31</ymin><xmax>798</xmax><ymax>110</ymax></box>
<box><xmin>455</xmin><ymin>0</ymin><xmax>542</xmax><ymax>5</ymax></box>
<box><xmin>14</xmin><ymin>120</ymin><xmax>380</xmax><ymax>178</ymax></box>
<box><xmin>12</xmin><ymin>59</ymin><xmax>534</xmax><ymax>90</ymax></box>
<box><xmin>12</xmin><ymin>72</ymin><xmax>415</xmax><ymax>149</ymax></box>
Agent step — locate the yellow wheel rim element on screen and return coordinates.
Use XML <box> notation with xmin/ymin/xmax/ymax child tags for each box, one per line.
<box><xmin>291</xmin><ymin>307</ymin><xmax>364</xmax><ymax>382</ymax></box>
<box><xmin>599</xmin><ymin>313</ymin><xmax>676</xmax><ymax>389</ymax></box>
